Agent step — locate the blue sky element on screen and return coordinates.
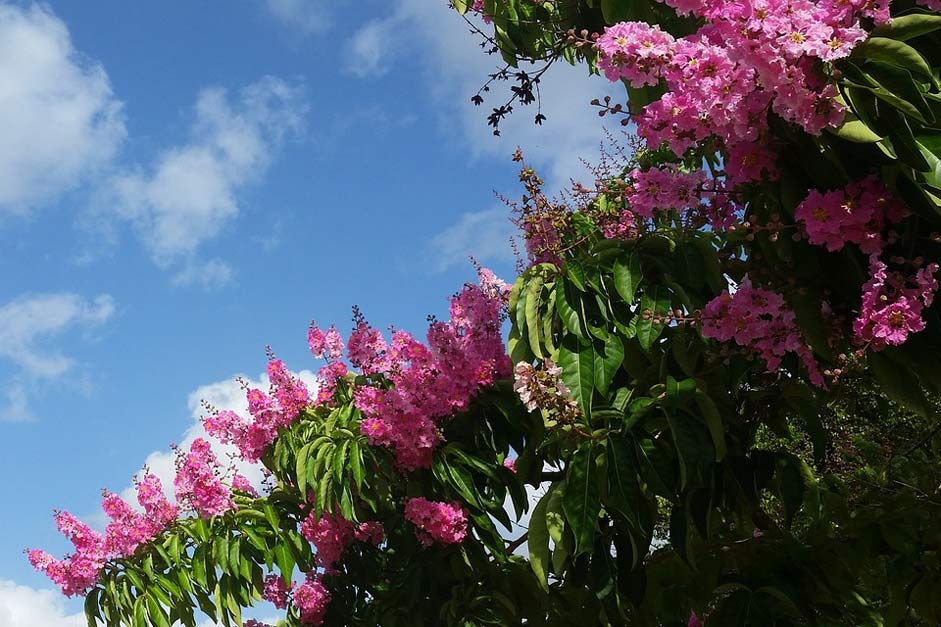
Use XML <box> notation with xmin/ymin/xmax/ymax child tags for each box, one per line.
<box><xmin>0</xmin><ymin>1</ymin><xmax>613</xmax><ymax>623</ymax></box>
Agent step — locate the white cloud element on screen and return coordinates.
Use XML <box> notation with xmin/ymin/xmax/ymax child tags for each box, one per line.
<box><xmin>94</xmin><ymin>77</ymin><xmax>307</xmax><ymax>284</ymax></box>
<box><xmin>0</xmin><ymin>292</ymin><xmax>114</xmax><ymax>422</ymax></box>
<box><xmin>346</xmin><ymin>16</ymin><xmax>403</xmax><ymax>78</ymax></box>
<box><xmin>263</xmin><ymin>0</ymin><xmax>330</xmax><ymax>36</ymax></box>
<box><xmin>0</xmin><ymin>293</ymin><xmax>115</xmax><ymax>379</ymax></box>
<box><xmin>347</xmin><ymin>1</ymin><xmax>619</xmax><ymax>187</ymax></box>
<box><xmin>125</xmin><ymin>369</ymin><xmax>319</xmax><ymax>504</ymax></box>
<box><xmin>171</xmin><ymin>259</ymin><xmax>235</xmax><ymax>290</ymax></box>
<box><xmin>429</xmin><ymin>208</ymin><xmax>517</xmax><ymax>271</ymax></box>
<box><xmin>0</xmin><ymin>382</ymin><xmax>32</xmax><ymax>423</ymax></box>
<box><xmin>0</xmin><ymin>4</ymin><xmax>125</xmax><ymax>216</ymax></box>
<box><xmin>0</xmin><ymin>580</ymin><xmax>85</xmax><ymax>627</ymax></box>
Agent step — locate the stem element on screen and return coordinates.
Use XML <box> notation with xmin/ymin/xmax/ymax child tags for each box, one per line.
<box><xmin>506</xmin><ymin>532</ymin><xmax>529</xmax><ymax>553</ymax></box>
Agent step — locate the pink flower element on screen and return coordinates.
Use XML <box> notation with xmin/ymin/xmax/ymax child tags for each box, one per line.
<box><xmin>300</xmin><ymin>512</ymin><xmax>355</xmax><ymax>572</ymax></box>
<box><xmin>503</xmin><ymin>457</ymin><xmax>518</xmax><ymax>473</ymax></box>
<box><xmin>354</xmin><ymin>521</ymin><xmax>385</xmax><ymax>545</ymax></box>
<box><xmin>795</xmin><ymin>176</ymin><xmax>904</xmax><ymax>255</ymax></box>
<box><xmin>853</xmin><ymin>256</ymin><xmax>937</xmax><ymax>350</ymax></box>
<box><xmin>173</xmin><ymin>438</ymin><xmax>234</xmax><ymax>518</ymax></box>
<box><xmin>26</xmin><ymin>511</ymin><xmax>107</xmax><ymax>597</ymax></box>
<box><xmin>349</xmin><ymin>268</ymin><xmax>510</xmax><ymax>470</ymax></box>
<box><xmin>405</xmin><ymin>498</ymin><xmax>468</xmax><ymax>546</ymax></box>
<box><xmin>596</xmin><ymin>22</ymin><xmax>676</xmax><ymax>86</ymax></box>
<box><xmin>701</xmin><ymin>282</ymin><xmax>824</xmax><ymax>386</ymax></box>
<box><xmin>293</xmin><ymin>574</ymin><xmax>331</xmax><ymax>625</ymax></box>
<box><xmin>262</xmin><ymin>573</ymin><xmax>292</xmax><ymax>610</ymax></box>
<box><xmin>308</xmin><ymin>323</ymin><xmax>344</xmax><ymax>360</ymax></box>
<box><xmin>231</xmin><ymin>474</ymin><xmax>258</xmax><ymax>497</ymax></box>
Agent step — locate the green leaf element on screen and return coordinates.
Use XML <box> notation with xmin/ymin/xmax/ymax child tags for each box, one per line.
<box><xmin>525</xmin><ymin>273</ymin><xmax>546</xmax><ymax>360</ymax></box>
<box><xmin>562</xmin><ymin>443</ymin><xmax>601</xmax><ymax>555</ymax></box>
<box><xmin>545</xmin><ymin>484</ymin><xmax>566</xmax><ymax>545</ymax></box>
<box><xmin>869</xmin><ymin>351</ymin><xmax>929</xmax><ymax>417</ymax></box>
<box><xmin>776</xmin><ymin>455</ymin><xmax>806</xmax><ymax>526</ymax></box>
<box><xmin>606</xmin><ymin>437</ymin><xmax>643</xmax><ymax>533</ymax></box>
<box><xmin>600</xmin><ymin>0</ymin><xmax>631</xmax><ymax>22</ymax></box>
<box><xmin>694</xmin><ymin>391</ymin><xmax>727</xmax><ymax>462</ymax></box>
<box><xmin>528</xmin><ymin>491</ymin><xmax>551</xmax><ymax>590</ymax></box>
<box><xmin>613</xmin><ymin>252</ymin><xmax>643</xmax><ymax>304</ymax></box>
<box><xmin>636</xmin><ymin>285</ymin><xmax>671</xmax><ymax>351</ymax></box>
<box><xmin>558</xmin><ymin>335</ymin><xmax>595</xmax><ymax>417</ymax></box>
<box><xmin>349</xmin><ymin>439</ymin><xmax>364</xmax><ymax>491</ymax></box>
<box><xmin>667</xmin><ymin>411</ymin><xmax>713</xmax><ymax>490</ymax></box>
<box><xmin>872</xmin><ymin>13</ymin><xmax>941</xmax><ymax>41</ymax></box>
<box><xmin>852</xmin><ymin>37</ymin><xmax>933</xmax><ymax>80</ymax></box>
<box><xmin>556</xmin><ymin>279</ymin><xmax>585</xmax><ymax>338</ymax></box>
<box><xmin>593</xmin><ymin>334</ymin><xmax>625</xmax><ymax>396</ymax></box>
<box><xmin>275</xmin><ymin>541</ymin><xmax>295</xmax><ymax>587</ymax></box>
<box><xmin>831</xmin><ymin>112</ymin><xmax>884</xmax><ymax>143</ymax></box>
<box><xmin>669</xmin><ymin>504</ymin><xmax>691</xmax><ymax>565</ymax></box>
<box><xmin>636</xmin><ymin>437</ymin><xmax>676</xmax><ymax>498</ymax></box>
<box><xmin>295</xmin><ymin>442</ymin><xmax>313</xmax><ymax>501</ymax></box>
<box><xmin>664</xmin><ymin>376</ymin><xmax>696</xmax><ymax>408</ymax></box>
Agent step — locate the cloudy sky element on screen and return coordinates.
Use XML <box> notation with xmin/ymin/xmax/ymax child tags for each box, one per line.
<box><xmin>0</xmin><ymin>0</ymin><xmax>613</xmax><ymax>623</ymax></box>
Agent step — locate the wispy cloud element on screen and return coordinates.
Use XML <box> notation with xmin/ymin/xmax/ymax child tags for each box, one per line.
<box><xmin>0</xmin><ymin>3</ymin><xmax>125</xmax><ymax>216</ymax></box>
<box><xmin>91</xmin><ymin>77</ymin><xmax>308</xmax><ymax>286</ymax></box>
<box><xmin>263</xmin><ymin>0</ymin><xmax>331</xmax><ymax>36</ymax></box>
<box><xmin>429</xmin><ymin>208</ymin><xmax>517</xmax><ymax>272</ymax></box>
<box><xmin>0</xmin><ymin>292</ymin><xmax>115</xmax><ymax>422</ymax></box>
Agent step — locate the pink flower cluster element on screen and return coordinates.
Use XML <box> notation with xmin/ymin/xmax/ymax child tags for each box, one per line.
<box><xmin>471</xmin><ymin>0</ymin><xmax>493</xmax><ymax>23</ymax></box>
<box><xmin>294</xmin><ymin>573</ymin><xmax>331</xmax><ymax>625</ymax></box>
<box><xmin>617</xmin><ymin>166</ymin><xmax>744</xmax><ymax>232</ymax></box>
<box><xmin>597</xmin><ymin>22</ymin><xmax>675</xmax><ymax>86</ymax></box>
<box><xmin>626</xmin><ymin>166</ymin><xmax>709</xmax><ymax>219</ymax></box>
<box><xmin>309</xmin><ymin>268</ymin><xmax>512</xmax><ymax>470</ymax></box>
<box><xmin>301</xmin><ymin>512</ymin><xmax>353</xmax><ymax>572</ymax></box>
<box><xmin>231</xmin><ymin>473</ymin><xmax>258</xmax><ymax>496</ymax></box>
<box><xmin>27</xmin><ymin>512</ymin><xmax>105</xmax><ymax>597</ymax></box>
<box><xmin>262</xmin><ymin>573</ymin><xmax>293</xmax><ymax>610</ymax></box>
<box><xmin>701</xmin><ymin>281</ymin><xmax>824</xmax><ymax>386</ymax></box>
<box><xmin>404</xmin><ymin>498</ymin><xmax>468</xmax><ymax>546</ymax></box>
<box><xmin>308</xmin><ymin>323</ymin><xmax>344</xmax><ymax>360</ymax></box>
<box><xmin>300</xmin><ymin>511</ymin><xmax>385</xmax><ymax>572</ymax></box>
<box><xmin>28</xmin><ymin>474</ymin><xmax>178</xmax><ymax>597</ymax></box>
<box><xmin>854</xmin><ymin>256</ymin><xmax>939</xmax><ymax>349</ymax></box>
<box><xmin>795</xmin><ymin>175</ymin><xmax>907</xmax><ymax>254</ymax></box>
<box><xmin>102</xmin><ymin>475</ymin><xmax>178</xmax><ymax>557</ymax></box>
<box><xmin>202</xmin><ymin>358</ymin><xmax>311</xmax><ymax>462</ymax></box>
<box><xmin>173</xmin><ymin>438</ymin><xmax>234</xmax><ymax>518</ymax></box>
<box><xmin>261</xmin><ymin>570</ymin><xmax>331</xmax><ymax>625</ymax></box>
<box><xmin>596</xmin><ymin>0</ymin><xmax>874</xmax><ymax>178</ymax></box>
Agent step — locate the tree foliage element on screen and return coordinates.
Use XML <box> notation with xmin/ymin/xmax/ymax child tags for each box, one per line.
<box><xmin>27</xmin><ymin>0</ymin><xmax>941</xmax><ymax>625</ymax></box>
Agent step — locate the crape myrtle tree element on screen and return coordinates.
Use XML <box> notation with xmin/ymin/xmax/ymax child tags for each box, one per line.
<box><xmin>27</xmin><ymin>0</ymin><xmax>941</xmax><ymax>624</ymax></box>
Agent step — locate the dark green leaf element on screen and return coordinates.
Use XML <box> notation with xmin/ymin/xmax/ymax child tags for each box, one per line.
<box><xmin>636</xmin><ymin>285</ymin><xmax>671</xmax><ymax>351</ymax></box>
<box><xmin>528</xmin><ymin>491</ymin><xmax>551</xmax><ymax>590</ymax></box>
<box><xmin>694</xmin><ymin>391</ymin><xmax>727</xmax><ymax>462</ymax></box>
<box><xmin>869</xmin><ymin>350</ymin><xmax>929</xmax><ymax>417</ymax></box>
<box><xmin>853</xmin><ymin>37</ymin><xmax>933</xmax><ymax>79</ymax></box>
<box><xmin>594</xmin><ymin>334</ymin><xmax>625</xmax><ymax>396</ymax></box>
<box><xmin>562</xmin><ymin>443</ymin><xmax>601</xmax><ymax>555</ymax></box>
<box><xmin>558</xmin><ymin>335</ymin><xmax>595</xmax><ymax>416</ymax></box>
<box><xmin>613</xmin><ymin>252</ymin><xmax>643</xmax><ymax>304</ymax></box>
<box><xmin>872</xmin><ymin>13</ymin><xmax>941</xmax><ymax>40</ymax></box>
